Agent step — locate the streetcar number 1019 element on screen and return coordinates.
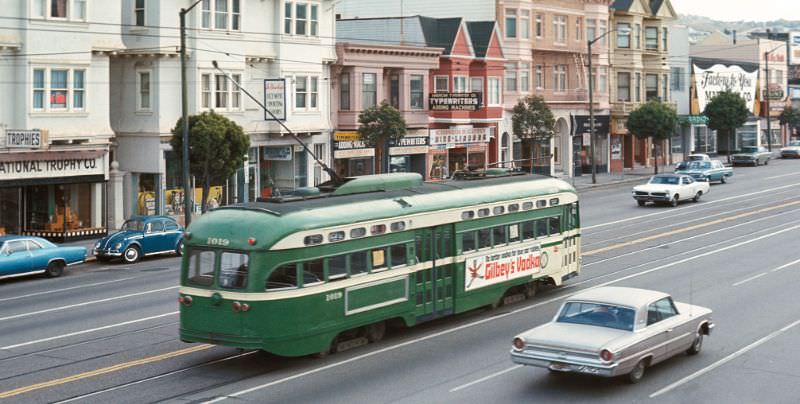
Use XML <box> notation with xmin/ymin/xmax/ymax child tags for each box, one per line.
<box><xmin>325</xmin><ymin>292</ymin><xmax>343</xmax><ymax>301</ymax></box>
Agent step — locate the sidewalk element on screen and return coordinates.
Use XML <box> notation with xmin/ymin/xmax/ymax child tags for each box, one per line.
<box><xmin>562</xmin><ymin>166</ymin><xmax>658</xmax><ymax>191</ymax></box>
<box><xmin>62</xmin><ymin>235</ymin><xmax>108</xmax><ymax>263</ymax></box>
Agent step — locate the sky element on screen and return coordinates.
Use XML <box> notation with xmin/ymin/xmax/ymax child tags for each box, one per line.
<box><xmin>670</xmin><ymin>0</ymin><xmax>798</xmax><ymax>21</ymax></box>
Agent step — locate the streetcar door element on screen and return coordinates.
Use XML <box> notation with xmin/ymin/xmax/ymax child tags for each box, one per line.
<box><xmin>414</xmin><ymin>226</ymin><xmax>455</xmax><ymax>321</ymax></box>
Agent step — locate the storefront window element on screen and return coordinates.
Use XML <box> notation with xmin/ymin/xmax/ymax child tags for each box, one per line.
<box><xmin>428</xmin><ymin>151</ymin><xmax>448</xmax><ymax>180</ymax></box>
<box><xmin>348</xmin><ymin>157</ymin><xmax>374</xmax><ymax>176</ymax></box>
<box><xmin>389</xmin><ymin>156</ymin><xmax>410</xmax><ymax>173</ymax></box>
<box><xmin>260</xmin><ymin>146</ymin><xmax>308</xmax><ymax>195</ymax></box>
<box><xmin>0</xmin><ymin>188</ymin><xmax>22</xmax><ymax>235</ymax></box>
<box><xmin>136</xmin><ymin>173</ymin><xmax>158</xmax><ymax>216</ymax></box>
<box><xmin>164</xmin><ymin>151</ymin><xmax>185</xmax><ymax>218</ymax></box>
<box><xmin>694</xmin><ymin>126</ymin><xmax>717</xmax><ymax>154</ymax></box>
<box><xmin>24</xmin><ymin>183</ymin><xmax>100</xmax><ymax>235</ymax></box>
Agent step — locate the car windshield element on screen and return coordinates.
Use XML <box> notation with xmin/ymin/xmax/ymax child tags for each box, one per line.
<box><xmin>557</xmin><ymin>302</ymin><xmax>635</xmax><ymax>331</ymax></box>
<box><xmin>687</xmin><ymin>161</ymin><xmax>711</xmax><ymax>170</ymax></box>
<box><xmin>741</xmin><ymin>147</ymin><xmax>758</xmax><ymax>153</ymax></box>
<box><xmin>649</xmin><ymin>175</ymin><xmax>680</xmax><ymax>185</ymax></box>
<box><xmin>122</xmin><ymin>220</ymin><xmax>145</xmax><ymax>231</ymax></box>
<box><xmin>688</xmin><ymin>155</ymin><xmax>706</xmax><ymax>161</ymax></box>
<box><xmin>788</xmin><ymin>140</ymin><xmax>800</xmax><ymax>147</ymax></box>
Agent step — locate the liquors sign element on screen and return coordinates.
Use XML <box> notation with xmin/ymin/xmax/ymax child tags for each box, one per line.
<box><xmin>464</xmin><ymin>243</ymin><xmax>544</xmax><ymax>291</ymax></box>
<box><xmin>693</xmin><ymin>64</ymin><xmax>759</xmax><ymax>114</ymax></box>
<box><xmin>264</xmin><ymin>79</ymin><xmax>286</xmax><ymax>121</ymax></box>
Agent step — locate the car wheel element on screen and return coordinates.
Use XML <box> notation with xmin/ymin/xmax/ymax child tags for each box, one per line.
<box><xmin>687</xmin><ymin>332</ymin><xmax>704</xmax><ymax>355</ymax></box>
<box><xmin>637</xmin><ymin>200</ymin><xmax>646</xmax><ymax>207</ymax></box>
<box><xmin>754</xmin><ymin>160</ymin><xmax>759</xmax><ymax>166</ymax></box>
<box><xmin>628</xmin><ymin>359</ymin><xmax>647</xmax><ymax>384</ymax></box>
<box><xmin>175</xmin><ymin>240</ymin><xmax>184</xmax><ymax>256</ymax></box>
<box><xmin>45</xmin><ymin>261</ymin><xmax>65</xmax><ymax>278</ymax></box>
<box><xmin>693</xmin><ymin>191</ymin><xmax>702</xmax><ymax>202</ymax></box>
<box><xmin>764</xmin><ymin>159</ymin><xmax>769</xmax><ymax>165</ymax></box>
<box><xmin>122</xmin><ymin>245</ymin><xmax>141</xmax><ymax>264</ymax></box>
<box><xmin>721</xmin><ymin>176</ymin><xmax>727</xmax><ymax>184</ymax></box>
<box><xmin>670</xmin><ymin>195</ymin><xmax>679</xmax><ymax>207</ymax></box>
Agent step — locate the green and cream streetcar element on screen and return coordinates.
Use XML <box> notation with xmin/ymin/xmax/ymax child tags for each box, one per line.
<box><xmin>179</xmin><ymin>170</ymin><xmax>581</xmax><ymax>357</ymax></box>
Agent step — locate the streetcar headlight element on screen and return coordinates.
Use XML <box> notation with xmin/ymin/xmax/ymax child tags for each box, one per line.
<box><xmin>178</xmin><ymin>295</ymin><xmax>193</xmax><ymax>306</ymax></box>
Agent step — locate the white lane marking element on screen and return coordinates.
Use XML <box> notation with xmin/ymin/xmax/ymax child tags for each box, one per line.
<box><xmin>766</xmin><ymin>173</ymin><xmax>799</xmax><ymax>180</ymax></box>
<box><xmin>0</xmin><ymin>312</ymin><xmax>178</xmax><ymax>350</ymax></box>
<box><xmin>201</xmin><ymin>224</ymin><xmax>800</xmax><ymax>403</ymax></box>
<box><xmin>449</xmin><ymin>365</ymin><xmax>523</xmax><ymax>393</ymax></box>
<box><xmin>733</xmin><ymin>258</ymin><xmax>800</xmax><ymax>287</ymax></box>
<box><xmin>650</xmin><ymin>318</ymin><xmax>800</xmax><ymax>398</ymax></box>
<box><xmin>0</xmin><ymin>286</ymin><xmax>179</xmax><ymax>323</ymax></box>
<box><xmin>0</xmin><ymin>278</ymin><xmax>136</xmax><ymax>303</ymax></box>
<box><xmin>53</xmin><ymin>350</ymin><xmax>257</xmax><ymax>404</ymax></box>
<box><xmin>583</xmin><ymin>209</ymin><xmax>800</xmax><ymax>268</ymax></box>
<box><xmin>582</xmin><ymin>182</ymin><xmax>800</xmax><ymax>231</ymax></box>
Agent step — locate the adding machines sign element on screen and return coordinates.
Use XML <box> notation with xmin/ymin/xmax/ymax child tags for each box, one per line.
<box><xmin>693</xmin><ymin>64</ymin><xmax>758</xmax><ymax>114</ymax></box>
<box><xmin>464</xmin><ymin>242</ymin><xmax>544</xmax><ymax>291</ymax></box>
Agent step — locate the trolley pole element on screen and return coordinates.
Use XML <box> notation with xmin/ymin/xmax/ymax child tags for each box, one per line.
<box><xmin>179</xmin><ymin>0</ymin><xmax>203</xmax><ymax>227</ymax></box>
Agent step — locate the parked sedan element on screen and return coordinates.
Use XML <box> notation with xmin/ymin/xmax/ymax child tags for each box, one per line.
<box><xmin>731</xmin><ymin>146</ymin><xmax>771</xmax><ymax>166</ymax></box>
<box><xmin>94</xmin><ymin>216</ymin><xmax>184</xmax><ymax>264</ymax></box>
<box><xmin>632</xmin><ymin>174</ymin><xmax>710</xmax><ymax>207</ymax></box>
<box><xmin>675</xmin><ymin>160</ymin><xmax>733</xmax><ymax>184</ymax></box>
<box><xmin>780</xmin><ymin>140</ymin><xmax>800</xmax><ymax>159</ymax></box>
<box><xmin>510</xmin><ymin>287</ymin><xmax>714</xmax><ymax>383</ymax></box>
<box><xmin>0</xmin><ymin>236</ymin><xmax>86</xmax><ymax>280</ymax></box>
<box><xmin>674</xmin><ymin>154</ymin><xmax>711</xmax><ymax>171</ymax></box>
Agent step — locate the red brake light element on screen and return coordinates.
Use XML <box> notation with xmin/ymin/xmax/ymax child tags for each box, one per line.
<box><xmin>241</xmin><ymin>303</ymin><xmax>250</xmax><ymax>312</ymax></box>
<box><xmin>600</xmin><ymin>349</ymin><xmax>613</xmax><ymax>361</ymax></box>
<box><xmin>512</xmin><ymin>337</ymin><xmax>526</xmax><ymax>350</ymax></box>
<box><xmin>178</xmin><ymin>295</ymin><xmax>193</xmax><ymax>306</ymax></box>
<box><xmin>248</xmin><ymin>237</ymin><xmax>257</xmax><ymax>245</ymax></box>
<box><xmin>231</xmin><ymin>301</ymin><xmax>242</xmax><ymax>312</ymax></box>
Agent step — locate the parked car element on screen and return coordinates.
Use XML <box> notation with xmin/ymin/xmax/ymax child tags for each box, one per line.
<box><xmin>510</xmin><ymin>286</ymin><xmax>714</xmax><ymax>383</ymax></box>
<box><xmin>675</xmin><ymin>160</ymin><xmax>733</xmax><ymax>184</ymax></box>
<box><xmin>674</xmin><ymin>154</ymin><xmax>711</xmax><ymax>171</ymax></box>
<box><xmin>94</xmin><ymin>216</ymin><xmax>184</xmax><ymax>264</ymax></box>
<box><xmin>0</xmin><ymin>235</ymin><xmax>86</xmax><ymax>279</ymax></box>
<box><xmin>780</xmin><ymin>140</ymin><xmax>800</xmax><ymax>159</ymax></box>
<box><xmin>731</xmin><ymin>146</ymin><xmax>771</xmax><ymax>166</ymax></box>
<box><xmin>632</xmin><ymin>174</ymin><xmax>710</xmax><ymax>207</ymax></box>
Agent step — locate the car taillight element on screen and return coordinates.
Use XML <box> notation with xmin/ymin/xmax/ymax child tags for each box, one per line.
<box><xmin>600</xmin><ymin>349</ymin><xmax>613</xmax><ymax>361</ymax></box>
<box><xmin>231</xmin><ymin>301</ymin><xmax>242</xmax><ymax>312</ymax></box>
<box><xmin>178</xmin><ymin>295</ymin><xmax>193</xmax><ymax>306</ymax></box>
<box><xmin>512</xmin><ymin>337</ymin><xmax>526</xmax><ymax>350</ymax></box>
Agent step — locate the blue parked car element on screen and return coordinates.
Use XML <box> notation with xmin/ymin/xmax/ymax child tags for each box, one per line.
<box><xmin>0</xmin><ymin>235</ymin><xmax>86</xmax><ymax>279</ymax></box>
<box><xmin>94</xmin><ymin>216</ymin><xmax>184</xmax><ymax>264</ymax></box>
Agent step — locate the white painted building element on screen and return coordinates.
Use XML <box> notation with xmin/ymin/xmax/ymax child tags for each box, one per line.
<box><xmin>0</xmin><ymin>0</ymin><xmax>118</xmax><ymax>240</ymax></box>
<box><xmin>111</xmin><ymin>0</ymin><xmax>336</xmax><ymax>227</ymax></box>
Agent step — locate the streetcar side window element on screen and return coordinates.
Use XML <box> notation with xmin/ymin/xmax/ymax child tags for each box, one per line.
<box><xmin>522</xmin><ymin>221</ymin><xmax>535</xmax><ymax>240</ymax></box>
<box><xmin>508</xmin><ymin>203</ymin><xmax>520</xmax><ymax>213</ymax></box>
<box><xmin>328</xmin><ymin>255</ymin><xmax>348</xmax><ymax>280</ymax></box>
<box><xmin>535</xmin><ymin>219</ymin><xmax>549</xmax><ymax>238</ymax></box>
<box><xmin>219</xmin><ymin>252</ymin><xmax>249</xmax><ymax>289</ymax></box>
<box><xmin>266</xmin><ymin>264</ymin><xmax>298</xmax><ymax>290</ymax></box>
<box><xmin>536</xmin><ymin>200</ymin><xmax>547</xmax><ymax>208</ymax></box>
<box><xmin>478</xmin><ymin>228</ymin><xmax>492</xmax><ymax>249</ymax></box>
<box><xmin>492</xmin><ymin>225</ymin><xmax>507</xmax><ymax>246</ymax></box>
<box><xmin>187</xmin><ymin>249</ymin><xmax>215</xmax><ymax>286</ymax></box>
<box><xmin>371</xmin><ymin>248</ymin><xmax>388</xmax><ymax>272</ymax></box>
<box><xmin>350</xmin><ymin>251</ymin><xmax>368</xmax><ymax>275</ymax></box>
<box><xmin>390</xmin><ymin>244</ymin><xmax>407</xmax><ymax>267</ymax></box>
<box><xmin>509</xmin><ymin>224</ymin><xmax>520</xmax><ymax>243</ymax></box>
<box><xmin>303</xmin><ymin>259</ymin><xmax>324</xmax><ymax>286</ymax></box>
<box><xmin>462</xmin><ymin>231</ymin><xmax>477</xmax><ymax>252</ymax></box>
<box><xmin>522</xmin><ymin>201</ymin><xmax>534</xmax><ymax>210</ymax></box>
<box><xmin>549</xmin><ymin>217</ymin><xmax>561</xmax><ymax>235</ymax></box>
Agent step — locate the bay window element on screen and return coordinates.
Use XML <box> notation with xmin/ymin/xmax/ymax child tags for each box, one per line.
<box><xmin>646</xmin><ymin>74</ymin><xmax>658</xmax><ymax>100</ymax></box>
<box><xmin>553</xmin><ymin>15</ymin><xmax>566</xmax><ymax>43</ymax></box>
<box><xmin>454</xmin><ymin>76</ymin><xmax>468</xmax><ymax>93</ymax></box>
<box><xmin>617</xmin><ymin>72</ymin><xmax>630</xmax><ymax>102</ymax></box>
<box><xmin>470</xmin><ymin>77</ymin><xmax>484</xmax><ymax>104</ymax></box>
<box><xmin>434</xmin><ymin>76</ymin><xmax>449</xmax><ymax>93</ymax></box>
<box><xmin>645</xmin><ymin>27</ymin><xmax>658</xmax><ymax>50</ymax></box>
<box><xmin>505</xmin><ymin>9</ymin><xmax>517</xmax><ymax>38</ymax></box>
<box><xmin>201</xmin><ymin>0</ymin><xmax>240</xmax><ymax>31</ymax></box>
<box><xmin>201</xmin><ymin>73</ymin><xmax>242</xmax><ymax>111</ymax></box>
<box><xmin>410</xmin><ymin>75</ymin><xmax>424</xmax><ymax>109</ymax></box>
<box><xmin>617</xmin><ymin>23</ymin><xmax>631</xmax><ymax>48</ymax></box>
<box><xmin>340</xmin><ymin>73</ymin><xmax>351</xmax><ymax>110</ymax></box>
<box><xmin>31</xmin><ymin>67</ymin><xmax>86</xmax><ymax>111</ymax></box>
<box><xmin>362</xmin><ymin>73</ymin><xmax>377</xmax><ymax>109</ymax></box>
<box><xmin>285</xmin><ymin>2</ymin><xmax>319</xmax><ymax>37</ymax></box>
<box><xmin>488</xmin><ymin>77</ymin><xmax>501</xmax><ymax>106</ymax></box>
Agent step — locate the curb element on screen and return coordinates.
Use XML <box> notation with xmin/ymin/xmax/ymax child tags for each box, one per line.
<box><xmin>573</xmin><ymin>176</ymin><xmax>649</xmax><ymax>192</ymax></box>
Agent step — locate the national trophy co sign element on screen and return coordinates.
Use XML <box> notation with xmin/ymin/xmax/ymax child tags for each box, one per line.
<box><xmin>693</xmin><ymin>63</ymin><xmax>759</xmax><ymax>114</ymax></box>
<box><xmin>429</xmin><ymin>92</ymin><xmax>481</xmax><ymax>111</ymax></box>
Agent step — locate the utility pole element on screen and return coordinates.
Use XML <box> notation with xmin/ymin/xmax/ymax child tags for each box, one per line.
<box><xmin>765</xmin><ymin>51</ymin><xmax>772</xmax><ymax>152</ymax></box>
<box><xmin>179</xmin><ymin>0</ymin><xmax>204</xmax><ymax>227</ymax></box>
<box><xmin>588</xmin><ymin>39</ymin><xmax>596</xmax><ymax>184</ymax></box>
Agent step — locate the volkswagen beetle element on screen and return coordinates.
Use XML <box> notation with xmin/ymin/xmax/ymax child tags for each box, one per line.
<box><xmin>94</xmin><ymin>216</ymin><xmax>183</xmax><ymax>263</ymax></box>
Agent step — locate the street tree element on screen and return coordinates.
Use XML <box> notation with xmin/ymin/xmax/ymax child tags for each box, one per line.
<box><xmin>170</xmin><ymin>111</ymin><xmax>250</xmax><ymax>213</ymax></box>
<box><xmin>512</xmin><ymin>95</ymin><xmax>556</xmax><ymax>174</ymax></box>
<box><xmin>779</xmin><ymin>105</ymin><xmax>800</xmax><ymax>138</ymax></box>
<box><xmin>358</xmin><ymin>101</ymin><xmax>407</xmax><ymax>174</ymax></box>
<box><xmin>703</xmin><ymin>90</ymin><xmax>749</xmax><ymax>163</ymax></box>
<box><xmin>626</xmin><ymin>100</ymin><xmax>678</xmax><ymax>174</ymax></box>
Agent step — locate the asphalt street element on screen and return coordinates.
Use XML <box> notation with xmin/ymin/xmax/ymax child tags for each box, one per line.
<box><xmin>1</xmin><ymin>160</ymin><xmax>799</xmax><ymax>404</ymax></box>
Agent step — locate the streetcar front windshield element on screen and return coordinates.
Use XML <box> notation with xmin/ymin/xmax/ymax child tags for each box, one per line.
<box><xmin>187</xmin><ymin>249</ymin><xmax>215</xmax><ymax>286</ymax></box>
<box><xmin>219</xmin><ymin>252</ymin><xmax>249</xmax><ymax>289</ymax></box>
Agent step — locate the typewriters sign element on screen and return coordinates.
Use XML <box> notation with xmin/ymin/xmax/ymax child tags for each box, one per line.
<box><xmin>429</xmin><ymin>93</ymin><xmax>481</xmax><ymax>111</ymax></box>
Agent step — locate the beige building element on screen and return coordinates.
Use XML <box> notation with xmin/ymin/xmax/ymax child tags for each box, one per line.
<box><xmin>609</xmin><ymin>0</ymin><xmax>676</xmax><ymax>170</ymax></box>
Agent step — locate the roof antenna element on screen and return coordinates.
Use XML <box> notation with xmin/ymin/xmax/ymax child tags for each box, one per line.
<box><xmin>211</xmin><ymin>61</ymin><xmax>344</xmax><ymax>186</ymax></box>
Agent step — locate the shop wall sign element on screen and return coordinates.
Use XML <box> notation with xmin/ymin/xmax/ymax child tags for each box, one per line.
<box><xmin>429</xmin><ymin>93</ymin><xmax>481</xmax><ymax>111</ymax></box>
<box><xmin>693</xmin><ymin>64</ymin><xmax>758</xmax><ymax>114</ymax></box>
<box><xmin>0</xmin><ymin>153</ymin><xmax>105</xmax><ymax>181</ymax></box>
<box><xmin>264</xmin><ymin>79</ymin><xmax>286</xmax><ymax>121</ymax></box>
<box><xmin>791</xmin><ymin>32</ymin><xmax>800</xmax><ymax>66</ymax></box>
<box><xmin>430</xmin><ymin>127</ymin><xmax>491</xmax><ymax>148</ymax></box>
<box><xmin>389</xmin><ymin>135</ymin><xmax>429</xmax><ymax>156</ymax></box>
<box><xmin>262</xmin><ymin>146</ymin><xmax>293</xmax><ymax>161</ymax></box>
<box><xmin>570</xmin><ymin>115</ymin><xmax>610</xmax><ymax>136</ymax></box>
<box><xmin>763</xmin><ymin>83</ymin><xmax>785</xmax><ymax>101</ymax></box>
<box><xmin>333</xmin><ymin>131</ymin><xmax>374</xmax><ymax>159</ymax></box>
<box><xmin>5</xmin><ymin>130</ymin><xmax>42</xmax><ymax>149</ymax></box>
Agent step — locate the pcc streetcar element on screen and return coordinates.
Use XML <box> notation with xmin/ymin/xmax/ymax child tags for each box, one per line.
<box><xmin>178</xmin><ymin>169</ymin><xmax>580</xmax><ymax>357</ymax></box>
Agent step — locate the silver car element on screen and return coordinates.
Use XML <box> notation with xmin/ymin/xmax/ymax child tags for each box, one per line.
<box><xmin>510</xmin><ymin>286</ymin><xmax>714</xmax><ymax>383</ymax></box>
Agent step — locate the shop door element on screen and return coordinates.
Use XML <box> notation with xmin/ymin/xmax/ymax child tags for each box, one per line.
<box><xmin>573</xmin><ymin>136</ymin><xmax>583</xmax><ymax>176</ymax></box>
<box><xmin>414</xmin><ymin>226</ymin><xmax>455</xmax><ymax>322</ymax></box>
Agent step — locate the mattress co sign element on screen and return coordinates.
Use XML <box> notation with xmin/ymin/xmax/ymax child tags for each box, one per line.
<box><xmin>0</xmin><ymin>153</ymin><xmax>105</xmax><ymax>181</ymax></box>
<box><xmin>464</xmin><ymin>244</ymin><xmax>542</xmax><ymax>291</ymax></box>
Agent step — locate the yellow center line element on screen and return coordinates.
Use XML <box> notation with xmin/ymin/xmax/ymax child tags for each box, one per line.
<box><xmin>583</xmin><ymin>200</ymin><xmax>800</xmax><ymax>257</ymax></box>
<box><xmin>0</xmin><ymin>344</ymin><xmax>212</xmax><ymax>399</ymax></box>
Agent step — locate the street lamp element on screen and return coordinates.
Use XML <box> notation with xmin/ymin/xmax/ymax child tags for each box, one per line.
<box><xmin>764</xmin><ymin>43</ymin><xmax>784</xmax><ymax>152</ymax></box>
<box><xmin>587</xmin><ymin>25</ymin><xmax>630</xmax><ymax>184</ymax></box>
<box><xmin>179</xmin><ymin>0</ymin><xmax>204</xmax><ymax>227</ymax></box>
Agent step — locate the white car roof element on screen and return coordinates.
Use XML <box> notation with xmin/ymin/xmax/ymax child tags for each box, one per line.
<box><xmin>567</xmin><ymin>286</ymin><xmax>670</xmax><ymax>309</ymax></box>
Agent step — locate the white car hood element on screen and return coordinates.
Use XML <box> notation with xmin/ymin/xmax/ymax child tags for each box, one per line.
<box><xmin>781</xmin><ymin>146</ymin><xmax>800</xmax><ymax>151</ymax></box>
<box><xmin>518</xmin><ymin>322</ymin><xmax>631</xmax><ymax>353</ymax></box>
<box><xmin>633</xmin><ymin>183</ymin><xmax>679</xmax><ymax>193</ymax></box>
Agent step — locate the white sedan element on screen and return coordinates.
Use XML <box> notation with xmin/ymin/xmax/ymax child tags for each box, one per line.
<box><xmin>632</xmin><ymin>174</ymin><xmax>710</xmax><ymax>207</ymax></box>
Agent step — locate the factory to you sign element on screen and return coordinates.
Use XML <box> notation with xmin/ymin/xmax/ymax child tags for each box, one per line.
<box><xmin>429</xmin><ymin>93</ymin><xmax>481</xmax><ymax>111</ymax></box>
<box><xmin>693</xmin><ymin>64</ymin><xmax>759</xmax><ymax>114</ymax></box>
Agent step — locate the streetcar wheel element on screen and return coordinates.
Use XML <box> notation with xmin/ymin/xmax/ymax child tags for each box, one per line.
<box><xmin>364</xmin><ymin>322</ymin><xmax>386</xmax><ymax>343</ymax></box>
<box><xmin>524</xmin><ymin>282</ymin><xmax>538</xmax><ymax>299</ymax></box>
<box><xmin>686</xmin><ymin>332</ymin><xmax>704</xmax><ymax>355</ymax></box>
<box><xmin>122</xmin><ymin>246</ymin><xmax>140</xmax><ymax>264</ymax></box>
<box><xmin>45</xmin><ymin>261</ymin><xmax>65</xmax><ymax>278</ymax></box>
<box><xmin>628</xmin><ymin>359</ymin><xmax>647</xmax><ymax>384</ymax></box>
